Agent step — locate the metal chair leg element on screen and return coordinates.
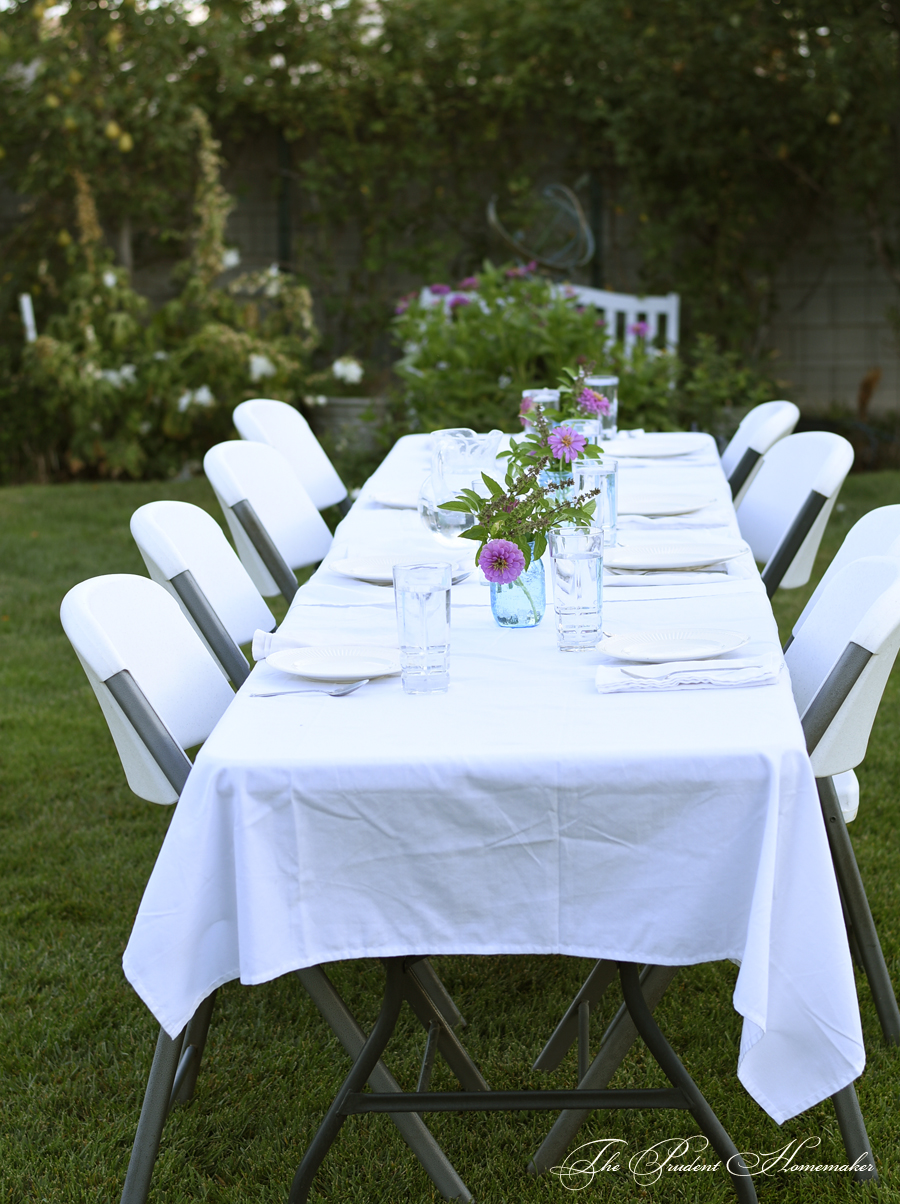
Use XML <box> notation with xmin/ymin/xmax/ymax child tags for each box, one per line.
<box><xmin>120</xmin><ymin>1025</ymin><xmax>185</xmax><ymax>1204</ymax></box>
<box><xmin>529</xmin><ymin>964</ymin><xmax>680</xmax><ymax>1175</ymax></box>
<box><xmin>818</xmin><ymin>776</ymin><xmax>900</xmax><ymax>1044</ymax></box>
<box><xmin>170</xmin><ymin>989</ymin><xmax>217</xmax><ymax>1107</ymax></box>
<box><xmin>831</xmin><ymin>1082</ymin><xmax>879</xmax><ymax>1182</ymax></box>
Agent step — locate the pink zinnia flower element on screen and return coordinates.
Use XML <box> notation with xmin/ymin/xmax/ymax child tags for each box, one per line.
<box><xmin>458</xmin><ymin>275</ymin><xmax>479</xmax><ymax>288</ymax></box>
<box><xmin>629</xmin><ymin>320</ymin><xmax>649</xmax><ymax>337</ymax></box>
<box><xmin>577</xmin><ymin>387</ymin><xmax>611</xmax><ymax>416</ymax></box>
<box><xmin>429</xmin><ymin>283</ymin><xmax>452</xmax><ymax>295</ymax></box>
<box><xmin>548</xmin><ymin>425</ymin><xmax>587</xmax><ymax>463</ymax></box>
<box><xmin>479</xmin><ymin>539</ymin><xmax>526</xmax><ymax>584</ymax></box>
<box><xmin>448</xmin><ymin>294</ymin><xmax>470</xmax><ymax>309</ymax></box>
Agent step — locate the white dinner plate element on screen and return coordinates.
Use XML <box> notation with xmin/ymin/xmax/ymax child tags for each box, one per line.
<box><xmin>604</xmin><ymin>540</ymin><xmax>746</xmax><ymax>571</ymax></box>
<box><xmin>617</xmin><ymin>492</ymin><xmax>716</xmax><ymax>517</ymax></box>
<box><xmin>604</xmin><ymin>433</ymin><xmax>709</xmax><ymax>458</ymax></box>
<box><xmin>598</xmin><ymin>629</ymin><xmax>750</xmax><ymax>663</ymax></box>
<box><xmin>369</xmin><ymin>491</ymin><xmax>418</xmax><ymax>509</ymax></box>
<box><xmin>330</xmin><ymin>555</ymin><xmax>469</xmax><ymax>585</ymax></box>
<box><xmin>268</xmin><ymin>645</ymin><xmax>401</xmax><ymax>682</ymax></box>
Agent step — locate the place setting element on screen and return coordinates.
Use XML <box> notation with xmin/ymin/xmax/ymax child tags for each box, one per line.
<box><xmin>593</xmin><ymin>629</ymin><xmax>783</xmax><ymax>693</ymax></box>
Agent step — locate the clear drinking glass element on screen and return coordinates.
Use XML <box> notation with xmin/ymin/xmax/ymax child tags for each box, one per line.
<box><xmin>548</xmin><ymin>526</ymin><xmax>604</xmax><ymax>652</ymax></box>
<box><xmin>574</xmin><ymin>460</ymin><xmax>618</xmax><ymax>547</ymax></box>
<box><xmin>393</xmin><ymin>563</ymin><xmax>452</xmax><ymax>693</ymax></box>
<box><xmin>585</xmin><ymin>374</ymin><xmax>619</xmax><ymax>440</ymax></box>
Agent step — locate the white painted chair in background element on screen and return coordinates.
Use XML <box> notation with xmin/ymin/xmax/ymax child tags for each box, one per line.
<box><xmin>203</xmin><ymin>441</ymin><xmax>333</xmax><ymax>605</ymax></box>
<box><xmin>232</xmin><ymin>398</ymin><xmax>349</xmax><ymax>514</ymax></box>
<box><xmin>720</xmin><ymin>400</ymin><xmax>800</xmax><ymax>505</ymax></box>
<box><xmin>418</xmin><ymin>283</ymin><xmax>680</xmax><ymax>353</ymax></box>
<box><xmin>736</xmin><ymin>431</ymin><xmax>854</xmax><ymax>596</ymax></box>
<box><xmin>131</xmin><ymin>500</ymin><xmax>276</xmax><ymax>687</ymax></box>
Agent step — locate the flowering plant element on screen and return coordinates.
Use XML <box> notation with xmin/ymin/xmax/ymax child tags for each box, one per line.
<box><xmin>440</xmin><ymin>410</ymin><xmax>603</xmax><ymax>581</ymax></box>
<box><xmin>517</xmin><ymin>364</ymin><xmax>612</xmax><ymax>428</ymax></box>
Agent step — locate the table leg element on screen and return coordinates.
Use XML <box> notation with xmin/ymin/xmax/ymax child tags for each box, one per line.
<box><xmin>288</xmin><ymin>958</ymin><xmax>409</xmax><ymax>1204</ymax></box>
<box><xmin>617</xmin><ymin>963</ymin><xmax>757</xmax><ymax>1204</ymax></box>
<box><xmin>529</xmin><ymin>964</ymin><xmax>680</xmax><ymax>1174</ymax></box>
<box><xmin>295</xmin><ymin>965</ymin><xmax>472</xmax><ymax>1201</ymax></box>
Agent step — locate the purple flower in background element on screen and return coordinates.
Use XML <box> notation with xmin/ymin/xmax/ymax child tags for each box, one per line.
<box><xmin>518</xmin><ymin>396</ymin><xmax>534</xmax><ymax>427</ymax></box>
<box><xmin>505</xmin><ymin>259</ymin><xmax>538</xmax><ymax>279</ymax></box>
<box><xmin>458</xmin><ymin>276</ymin><xmax>479</xmax><ymax>289</ymax></box>
<box><xmin>548</xmin><ymin>425</ymin><xmax>587</xmax><ymax>463</ymax></box>
<box><xmin>394</xmin><ymin>291</ymin><xmax>418</xmax><ymax>315</ymax></box>
<box><xmin>429</xmin><ymin>283</ymin><xmax>452</xmax><ymax>295</ymax></box>
<box><xmin>480</xmin><ymin>539</ymin><xmax>526</xmax><ymax>584</ymax></box>
<box><xmin>629</xmin><ymin>320</ymin><xmax>649</xmax><ymax>337</ymax></box>
<box><xmin>448</xmin><ymin>294</ymin><xmax>471</xmax><ymax>310</ymax></box>
<box><xmin>577</xmin><ymin>387</ymin><xmax>611</xmax><ymax>417</ymax></box>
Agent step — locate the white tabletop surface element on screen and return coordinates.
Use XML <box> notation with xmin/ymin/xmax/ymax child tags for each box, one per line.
<box><xmin>123</xmin><ymin>432</ymin><xmax>864</xmax><ymax>1125</ymax></box>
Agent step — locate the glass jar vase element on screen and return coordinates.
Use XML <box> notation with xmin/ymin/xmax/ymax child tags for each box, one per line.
<box><xmin>490</xmin><ymin>547</ymin><xmax>546</xmax><ymax>628</ymax></box>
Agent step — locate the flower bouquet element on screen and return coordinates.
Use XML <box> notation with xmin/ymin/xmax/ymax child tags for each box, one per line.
<box><xmin>440</xmin><ymin>411</ymin><xmax>604</xmax><ymax>626</ymax></box>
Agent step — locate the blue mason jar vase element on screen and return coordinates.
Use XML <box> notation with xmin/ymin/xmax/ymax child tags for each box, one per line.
<box><xmin>490</xmin><ymin>546</ymin><xmax>546</xmax><ymax>628</ymax></box>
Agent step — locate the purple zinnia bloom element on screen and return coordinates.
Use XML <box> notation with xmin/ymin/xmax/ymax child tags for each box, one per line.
<box><xmin>448</xmin><ymin>294</ymin><xmax>471</xmax><ymax>309</ymax></box>
<box><xmin>548</xmin><ymin>425</ymin><xmax>587</xmax><ymax>463</ymax></box>
<box><xmin>479</xmin><ymin>539</ymin><xmax>526</xmax><ymax>584</ymax></box>
<box><xmin>629</xmin><ymin>320</ymin><xmax>649</xmax><ymax>337</ymax></box>
<box><xmin>577</xmin><ymin>387</ymin><xmax>611</xmax><ymax>416</ymax></box>
<box><xmin>458</xmin><ymin>275</ymin><xmax>479</xmax><ymax>288</ymax></box>
<box><xmin>429</xmin><ymin>283</ymin><xmax>452</xmax><ymax>295</ymax></box>
<box><xmin>394</xmin><ymin>301</ymin><xmax>409</xmax><ymax>315</ymax></box>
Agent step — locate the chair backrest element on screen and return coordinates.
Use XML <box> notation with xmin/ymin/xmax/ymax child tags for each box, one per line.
<box><xmin>737</xmin><ymin>431</ymin><xmax>854</xmax><ymax>595</ymax></box>
<box><xmin>792</xmin><ymin>505</ymin><xmax>900</xmax><ymax>637</ymax></box>
<box><xmin>720</xmin><ymin>400</ymin><xmax>800</xmax><ymax>503</ymax></box>
<box><xmin>232</xmin><ymin>398</ymin><xmax>347</xmax><ymax>511</ymax></box>
<box><xmin>60</xmin><ymin>575</ymin><xmax>235</xmax><ymax>804</ymax></box>
<box><xmin>130</xmin><ymin>500</ymin><xmax>276</xmax><ymax>685</ymax></box>
<box><xmin>203</xmin><ymin>441</ymin><xmax>333</xmax><ymax>601</ymax></box>
<box><xmin>785</xmin><ymin>556</ymin><xmax>900</xmax><ymax>777</ymax></box>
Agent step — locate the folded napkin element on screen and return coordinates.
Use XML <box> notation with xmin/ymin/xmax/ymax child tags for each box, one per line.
<box><xmin>251</xmin><ymin>629</ymin><xmax>400</xmax><ymax>661</ymax></box>
<box><xmin>595</xmin><ymin>651</ymin><xmax>783</xmax><ymax>694</ymax></box>
<box><xmin>253</xmin><ymin>630</ymin><xmax>310</xmax><ymax>661</ymax></box>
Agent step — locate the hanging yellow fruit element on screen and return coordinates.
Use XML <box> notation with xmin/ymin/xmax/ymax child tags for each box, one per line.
<box><xmin>118</xmin><ymin>132</ymin><xmax>133</xmax><ymax>152</ymax></box>
<box><xmin>105</xmin><ymin>120</ymin><xmax>121</xmax><ymax>140</ymax></box>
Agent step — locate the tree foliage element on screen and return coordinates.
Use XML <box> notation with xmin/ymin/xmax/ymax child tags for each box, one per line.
<box><xmin>0</xmin><ymin>0</ymin><xmax>898</xmax><ymax>478</ymax></box>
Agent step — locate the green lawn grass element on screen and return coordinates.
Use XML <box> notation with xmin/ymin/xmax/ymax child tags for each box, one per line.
<box><xmin>1</xmin><ymin>474</ymin><xmax>899</xmax><ymax>1202</ymax></box>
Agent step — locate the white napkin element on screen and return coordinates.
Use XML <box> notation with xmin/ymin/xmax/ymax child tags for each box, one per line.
<box><xmin>595</xmin><ymin>651</ymin><xmax>783</xmax><ymax>694</ymax></box>
<box><xmin>252</xmin><ymin>630</ymin><xmax>310</xmax><ymax>660</ymax></box>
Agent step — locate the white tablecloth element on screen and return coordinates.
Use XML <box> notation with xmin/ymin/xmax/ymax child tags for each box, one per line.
<box><xmin>123</xmin><ymin>433</ymin><xmax>864</xmax><ymax>1125</ymax></box>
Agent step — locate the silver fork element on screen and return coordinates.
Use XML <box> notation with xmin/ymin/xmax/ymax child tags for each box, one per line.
<box><xmin>250</xmin><ymin>679</ymin><xmax>370</xmax><ymax>698</ymax></box>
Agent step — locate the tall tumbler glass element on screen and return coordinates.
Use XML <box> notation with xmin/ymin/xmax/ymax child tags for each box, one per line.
<box><xmin>393</xmin><ymin>563</ymin><xmax>452</xmax><ymax>693</ymax></box>
<box><xmin>574</xmin><ymin>459</ymin><xmax>618</xmax><ymax>548</ymax></box>
<box><xmin>585</xmin><ymin>374</ymin><xmax>619</xmax><ymax>440</ymax></box>
<box><xmin>548</xmin><ymin>526</ymin><xmax>604</xmax><ymax>652</ymax></box>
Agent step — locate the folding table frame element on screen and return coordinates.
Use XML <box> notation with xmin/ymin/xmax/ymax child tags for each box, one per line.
<box><xmin>287</xmin><ymin>957</ymin><xmax>764</xmax><ymax>1204</ymax></box>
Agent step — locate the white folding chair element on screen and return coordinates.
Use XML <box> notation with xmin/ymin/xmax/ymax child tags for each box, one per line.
<box><xmin>233</xmin><ymin>398</ymin><xmax>349</xmax><ymax>513</ymax></box>
<box><xmin>203</xmin><ymin>441</ymin><xmax>333</xmax><ymax>604</ymax></box>
<box><xmin>720</xmin><ymin>400</ymin><xmax>800</xmax><ymax>505</ymax></box>
<box><xmin>736</xmin><ymin>431</ymin><xmax>854</xmax><ymax>596</ymax></box>
<box><xmin>790</xmin><ymin>505</ymin><xmax>900</xmax><ymax>639</ymax></box>
<box><xmin>61</xmin><ymin>574</ymin><xmax>476</xmax><ymax>1204</ymax></box>
<box><xmin>785</xmin><ymin>554</ymin><xmax>900</xmax><ymax>1048</ymax></box>
<box><xmin>131</xmin><ymin>501</ymin><xmax>276</xmax><ymax>687</ymax></box>
<box><xmin>60</xmin><ymin>574</ymin><xmax>236</xmax><ymax>1202</ymax></box>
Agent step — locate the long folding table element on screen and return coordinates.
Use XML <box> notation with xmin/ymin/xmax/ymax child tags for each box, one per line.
<box><xmin>122</xmin><ymin>432</ymin><xmax>869</xmax><ymax>1200</ymax></box>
